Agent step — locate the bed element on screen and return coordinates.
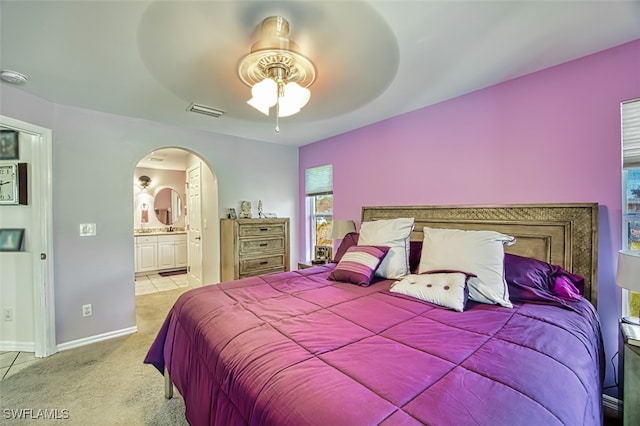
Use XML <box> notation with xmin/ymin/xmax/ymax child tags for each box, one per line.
<box><xmin>145</xmin><ymin>203</ymin><xmax>603</xmax><ymax>425</ymax></box>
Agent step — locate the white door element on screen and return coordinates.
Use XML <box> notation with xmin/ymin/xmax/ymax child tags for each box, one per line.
<box><xmin>187</xmin><ymin>164</ymin><xmax>203</xmax><ymax>287</ymax></box>
<box><xmin>0</xmin><ymin>116</ymin><xmax>55</xmax><ymax>358</ymax></box>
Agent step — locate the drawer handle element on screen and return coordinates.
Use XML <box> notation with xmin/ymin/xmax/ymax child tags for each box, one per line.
<box><xmin>259</xmin><ymin>261</ymin><xmax>269</xmax><ymax>265</ymax></box>
<box><xmin>259</xmin><ymin>243</ymin><xmax>268</xmax><ymax>247</ymax></box>
<box><xmin>259</xmin><ymin>228</ymin><xmax>268</xmax><ymax>231</ymax></box>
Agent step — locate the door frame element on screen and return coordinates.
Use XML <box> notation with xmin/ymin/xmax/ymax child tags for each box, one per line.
<box><xmin>186</xmin><ymin>163</ymin><xmax>203</xmax><ymax>287</ymax></box>
<box><xmin>0</xmin><ymin>115</ymin><xmax>56</xmax><ymax>357</ymax></box>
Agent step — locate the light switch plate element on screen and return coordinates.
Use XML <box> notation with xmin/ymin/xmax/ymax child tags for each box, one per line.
<box><xmin>80</xmin><ymin>223</ymin><xmax>96</xmax><ymax>237</ymax></box>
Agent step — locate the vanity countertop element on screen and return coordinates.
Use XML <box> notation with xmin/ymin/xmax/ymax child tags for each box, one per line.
<box><xmin>134</xmin><ymin>230</ymin><xmax>187</xmax><ymax>236</ymax></box>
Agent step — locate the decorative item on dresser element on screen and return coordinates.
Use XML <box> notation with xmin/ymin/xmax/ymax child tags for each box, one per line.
<box><xmin>258</xmin><ymin>200</ymin><xmax>265</xmax><ymax>218</ymax></box>
<box><xmin>220</xmin><ymin>218</ymin><xmax>290</xmax><ymax>281</ymax></box>
<box><xmin>239</xmin><ymin>201</ymin><xmax>252</xmax><ymax>218</ymax></box>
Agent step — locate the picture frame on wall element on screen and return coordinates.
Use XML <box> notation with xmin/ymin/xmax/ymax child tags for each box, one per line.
<box><xmin>0</xmin><ymin>228</ymin><xmax>25</xmax><ymax>252</ymax></box>
<box><xmin>0</xmin><ymin>130</ymin><xmax>19</xmax><ymax>160</ymax></box>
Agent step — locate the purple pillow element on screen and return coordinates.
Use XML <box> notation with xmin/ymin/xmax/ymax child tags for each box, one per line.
<box><xmin>329</xmin><ymin>245</ymin><xmax>390</xmax><ymax>286</ymax></box>
<box><xmin>332</xmin><ymin>232</ymin><xmax>359</xmax><ymax>263</ymax></box>
<box><xmin>553</xmin><ymin>275</ymin><xmax>582</xmax><ymax>301</ymax></box>
<box><xmin>409</xmin><ymin>240</ymin><xmax>422</xmax><ymax>273</ymax></box>
<box><xmin>504</xmin><ymin>253</ymin><xmax>584</xmax><ymax>304</ymax></box>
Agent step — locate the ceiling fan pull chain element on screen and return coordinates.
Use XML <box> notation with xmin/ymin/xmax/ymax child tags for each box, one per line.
<box><xmin>275</xmin><ymin>101</ymin><xmax>280</xmax><ymax>133</ymax></box>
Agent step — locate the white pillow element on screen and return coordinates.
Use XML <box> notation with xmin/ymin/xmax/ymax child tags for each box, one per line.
<box><xmin>418</xmin><ymin>227</ymin><xmax>515</xmax><ymax>308</ymax></box>
<box><xmin>358</xmin><ymin>218</ymin><xmax>415</xmax><ymax>279</ymax></box>
<box><xmin>390</xmin><ymin>272</ymin><xmax>470</xmax><ymax>312</ymax></box>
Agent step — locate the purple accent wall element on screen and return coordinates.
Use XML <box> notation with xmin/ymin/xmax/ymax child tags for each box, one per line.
<box><xmin>299</xmin><ymin>39</ymin><xmax>640</xmax><ymax>393</ymax></box>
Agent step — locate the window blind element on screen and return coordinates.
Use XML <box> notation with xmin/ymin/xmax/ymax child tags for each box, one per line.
<box><xmin>623</xmin><ymin>98</ymin><xmax>640</xmax><ymax>168</ymax></box>
<box><xmin>305</xmin><ymin>164</ymin><xmax>333</xmax><ymax>196</ymax></box>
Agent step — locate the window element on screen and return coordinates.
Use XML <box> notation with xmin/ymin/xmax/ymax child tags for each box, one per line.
<box><xmin>622</xmin><ymin>99</ymin><xmax>640</xmax><ymax>317</ymax></box>
<box><xmin>305</xmin><ymin>164</ymin><xmax>333</xmax><ymax>255</ymax></box>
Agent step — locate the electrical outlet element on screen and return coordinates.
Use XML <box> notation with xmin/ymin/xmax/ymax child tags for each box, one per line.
<box><xmin>3</xmin><ymin>308</ymin><xmax>13</xmax><ymax>322</ymax></box>
<box><xmin>82</xmin><ymin>304</ymin><xmax>92</xmax><ymax>317</ymax></box>
<box><xmin>79</xmin><ymin>223</ymin><xmax>96</xmax><ymax>237</ymax></box>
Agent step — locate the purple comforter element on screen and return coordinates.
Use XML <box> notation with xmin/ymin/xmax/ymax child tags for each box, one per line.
<box><xmin>145</xmin><ymin>264</ymin><xmax>603</xmax><ymax>425</ymax></box>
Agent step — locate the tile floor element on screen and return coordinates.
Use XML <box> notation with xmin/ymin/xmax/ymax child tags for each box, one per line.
<box><xmin>1</xmin><ymin>272</ymin><xmax>189</xmax><ymax>381</ymax></box>
<box><xmin>0</xmin><ymin>351</ymin><xmax>39</xmax><ymax>381</ymax></box>
<box><xmin>134</xmin><ymin>271</ymin><xmax>190</xmax><ymax>295</ymax></box>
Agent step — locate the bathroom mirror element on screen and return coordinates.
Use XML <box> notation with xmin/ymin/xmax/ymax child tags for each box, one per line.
<box><xmin>154</xmin><ymin>188</ymin><xmax>182</xmax><ymax>225</ymax></box>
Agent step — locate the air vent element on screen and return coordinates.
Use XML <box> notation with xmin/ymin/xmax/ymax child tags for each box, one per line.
<box><xmin>148</xmin><ymin>157</ymin><xmax>164</xmax><ymax>162</ymax></box>
<box><xmin>187</xmin><ymin>103</ymin><xmax>225</xmax><ymax>118</ymax></box>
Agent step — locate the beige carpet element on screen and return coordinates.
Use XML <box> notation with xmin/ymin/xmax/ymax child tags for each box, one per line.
<box><xmin>0</xmin><ymin>288</ymin><xmax>190</xmax><ymax>425</ymax></box>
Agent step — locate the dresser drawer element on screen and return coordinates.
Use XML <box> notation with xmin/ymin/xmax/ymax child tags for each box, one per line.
<box><xmin>239</xmin><ymin>237</ymin><xmax>284</xmax><ymax>255</ymax></box>
<box><xmin>239</xmin><ymin>254</ymin><xmax>285</xmax><ymax>276</ymax></box>
<box><xmin>238</xmin><ymin>223</ymin><xmax>287</xmax><ymax>238</ymax></box>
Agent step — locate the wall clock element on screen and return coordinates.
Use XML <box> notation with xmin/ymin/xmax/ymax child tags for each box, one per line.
<box><xmin>0</xmin><ymin>163</ymin><xmax>28</xmax><ymax>205</ymax></box>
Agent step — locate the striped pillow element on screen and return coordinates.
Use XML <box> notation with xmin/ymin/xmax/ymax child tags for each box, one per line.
<box><xmin>329</xmin><ymin>245</ymin><xmax>390</xmax><ymax>286</ymax></box>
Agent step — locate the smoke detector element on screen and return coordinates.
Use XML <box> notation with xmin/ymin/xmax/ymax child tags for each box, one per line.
<box><xmin>0</xmin><ymin>70</ymin><xmax>28</xmax><ymax>85</ymax></box>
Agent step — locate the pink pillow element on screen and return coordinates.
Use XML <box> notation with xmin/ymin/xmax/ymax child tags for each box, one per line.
<box><xmin>329</xmin><ymin>245</ymin><xmax>390</xmax><ymax>286</ymax></box>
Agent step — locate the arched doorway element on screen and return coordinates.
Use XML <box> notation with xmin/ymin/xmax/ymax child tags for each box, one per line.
<box><xmin>131</xmin><ymin>147</ymin><xmax>220</xmax><ymax>300</ymax></box>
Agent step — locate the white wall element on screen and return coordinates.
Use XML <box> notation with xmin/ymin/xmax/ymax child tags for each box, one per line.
<box><xmin>0</xmin><ymin>84</ymin><xmax>299</xmax><ymax>346</ymax></box>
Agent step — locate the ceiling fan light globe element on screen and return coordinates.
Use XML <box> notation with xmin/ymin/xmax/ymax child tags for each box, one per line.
<box><xmin>247</xmin><ymin>97</ymin><xmax>271</xmax><ymax>115</ymax></box>
<box><xmin>277</xmin><ymin>103</ymin><xmax>301</xmax><ymax>117</ymax></box>
<box><xmin>284</xmin><ymin>82</ymin><xmax>310</xmax><ymax>108</ymax></box>
<box><xmin>251</xmin><ymin>78</ymin><xmax>278</xmax><ymax>106</ymax></box>
<box><xmin>247</xmin><ymin>78</ymin><xmax>278</xmax><ymax>115</ymax></box>
<box><xmin>277</xmin><ymin>83</ymin><xmax>310</xmax><ymax>116</ymax></box>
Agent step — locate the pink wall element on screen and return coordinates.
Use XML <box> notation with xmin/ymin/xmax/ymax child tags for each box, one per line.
<box><xmin>299</xmin><ymin>39</ymin><xmax>640</xmax><ymax>393</ymax></box>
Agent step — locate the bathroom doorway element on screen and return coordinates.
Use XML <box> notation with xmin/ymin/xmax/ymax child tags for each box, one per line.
<box><xmin>132</xmin><ymin>147</ymin><xmax>220</xmax><ymax>296</ymax></box>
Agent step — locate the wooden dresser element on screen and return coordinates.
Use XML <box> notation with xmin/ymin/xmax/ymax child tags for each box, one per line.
<box><xmin>220</xmin><ymin>218</ymin><xmax>290</xmax><ymax>281</ymax></box>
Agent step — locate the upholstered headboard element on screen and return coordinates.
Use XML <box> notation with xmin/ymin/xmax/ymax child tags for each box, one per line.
<box><xmin>361</xmin><ymin>203</ymin><xmax>598</xmax><ymax>305</ymax></box>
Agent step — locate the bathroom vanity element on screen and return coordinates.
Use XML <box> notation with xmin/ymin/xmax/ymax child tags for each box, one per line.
<box><xmin>134</xmin><ymin>231</ymin><xmax>187</xmax><ymax>274</ymax></box>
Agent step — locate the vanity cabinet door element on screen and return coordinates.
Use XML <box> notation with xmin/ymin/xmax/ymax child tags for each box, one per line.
<box><xmin>175</xmin><ymin>240</ymin><xmax>187</xmax><ymax>267</ymax></box>
<box><xmin>158</xmin><ymin>241</ymin><xmax>176</xmax><ymax>269</ymax></box>
<box><xmin>136</xmin><ymin>236</ymin><xmax>158</xmax><ymax>273</ymax></box>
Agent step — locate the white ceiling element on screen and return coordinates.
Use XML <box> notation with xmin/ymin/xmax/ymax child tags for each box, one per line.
<box><xmin>136</xmin><ymin>148</ymin><xmax>191</xmax><ymax>171</ymax></box>
<box><xmin>1</xmin><ymin>0</ymin><xmax>639</xmax><ymax>148</ymax></box>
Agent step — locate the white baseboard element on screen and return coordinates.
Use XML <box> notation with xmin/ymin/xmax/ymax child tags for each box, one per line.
<box><xmin>56</xmin><ymin>326</ymin><xmax>137</xmax><ymax>352</ymax></box>
<box><xmin>602</xmin><ymin>394</ymin><xmax>622</xmax><ymax>418</ymax></box>
<box><xmin>0</xmin><ymin>341</ymin><xmax>35</xmax><ymax>352</ymax></box>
